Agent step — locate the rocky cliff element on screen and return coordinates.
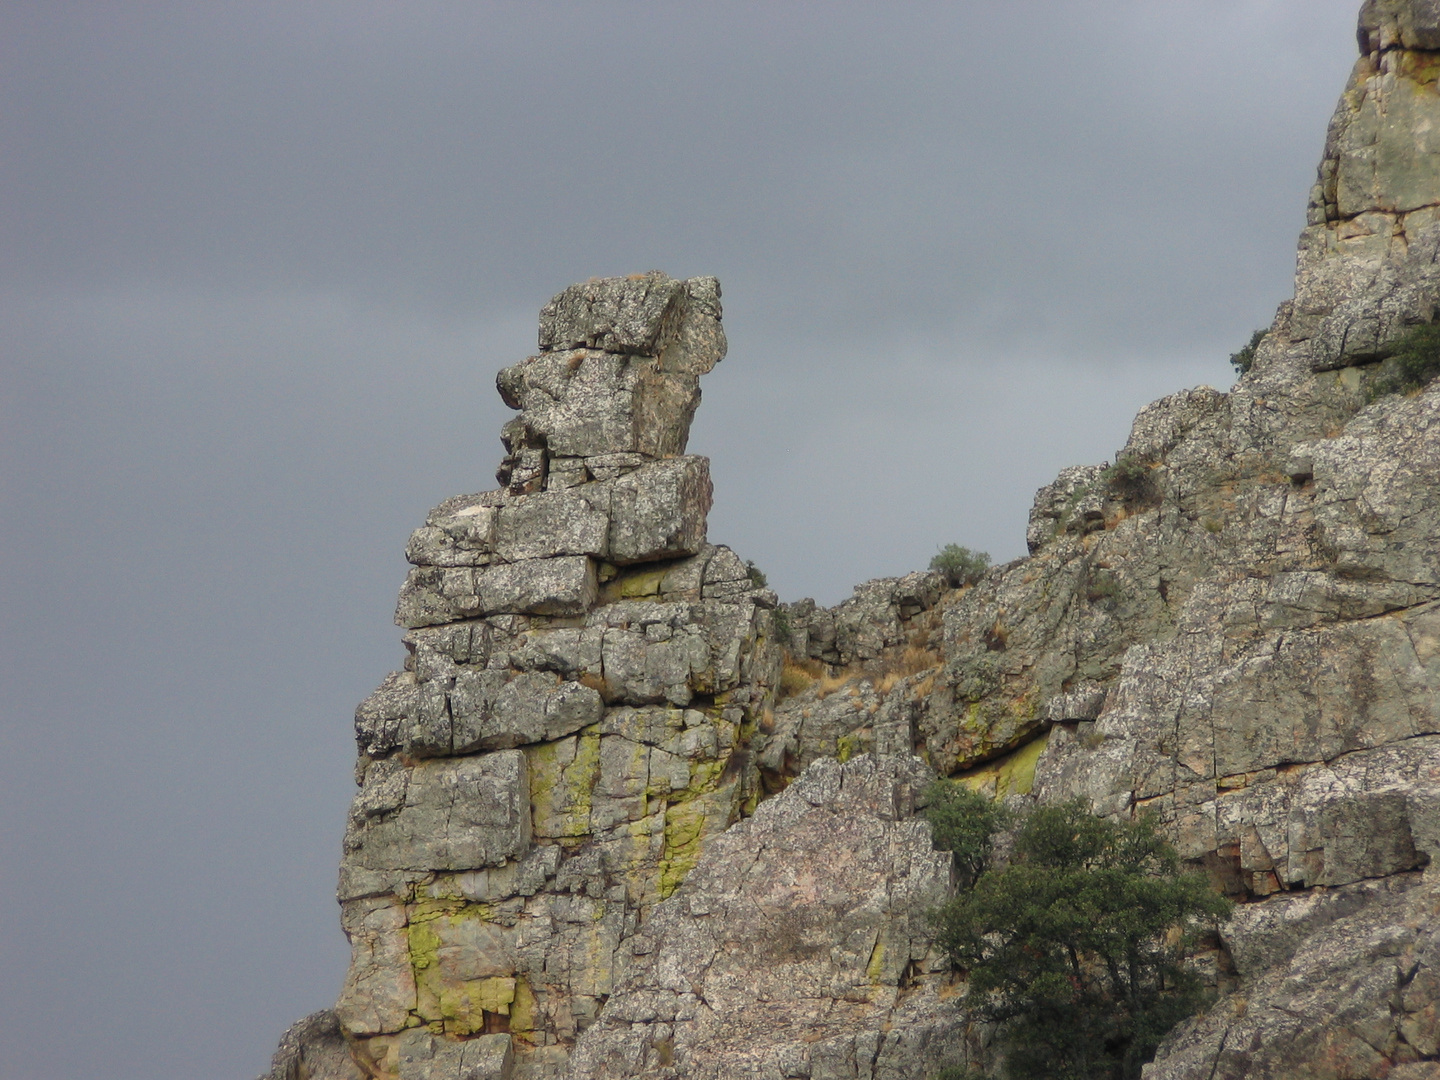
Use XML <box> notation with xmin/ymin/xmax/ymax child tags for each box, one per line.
<box><xmin>265</xmin><ymin>3</ymin><xmax>1440</xmax><ymax>1077</ymax></box>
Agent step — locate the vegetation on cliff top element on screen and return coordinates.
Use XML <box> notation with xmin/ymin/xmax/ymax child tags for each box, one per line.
<box><xmin>930</xmin><ymin>545</ymin><xmax>991</xmax><ymax>588</ymax></box>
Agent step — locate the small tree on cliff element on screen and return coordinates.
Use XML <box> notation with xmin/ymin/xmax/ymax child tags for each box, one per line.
<box><xmin>929</xmin><ymin>800</ymin><xmax>1231</xmax><ymax>1080</ymax></box>
<box><xmin>931</xmin><ymin>545</ymin><xmax>991</xmax><ymax>588</ymax></box>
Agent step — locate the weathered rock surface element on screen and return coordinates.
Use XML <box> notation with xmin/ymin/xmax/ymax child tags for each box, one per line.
<box><xmin>567</xmin><ymin>755</ymin><xmax>968</xmax><ymax>1080</ymax></box>
<box><xmin>267</xmin><ymin>6</ymin><xmax>1440</xmax><ymax>1077</ymax></box>
<box><xmin>263</xmin><ymin>1010</ymin><xmax>365</xmax><ymax>1080</ymax></box>
<box><xmin>736</xmin><ymin>5</ymin><xmax>1440</xmax><ymax>1076</ymax></box>
<box><xmin>496</xmin><ymin>274</ymin><xmax>724</xmax><ymax>492</ymax></box>
<box><xmin>1146</xmin><ymin>873</ymin><xmax>1440</xmax><ymax>1080</ymax></box>
<box><xmin>262</xmin><ymin>273</ymin><xmax>784</xmax><ymax>1080</ymax></box>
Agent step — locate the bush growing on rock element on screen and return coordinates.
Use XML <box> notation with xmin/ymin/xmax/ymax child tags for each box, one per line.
<box><xmin>932</xmin><ymin>1067</ymin><xmax>986</xmax><ymax>1080</ymax></box>
<box><xmin>771</xmin><ymin>605</ymin><xmax>792</xmax><ymax>647</ymax></box>
<box><xmin>932</xmin><ymin>801</ymin><xmax>1231</xmax><ymax>1080</ymax></box>
<box><xmin>1369</xmin><ymin>321</ymin><xmax>1440</xmax><ymax>400</ymax></box>
<box><xmin>922</xmin><ymin>780</ymin><xmax>1011</xmax><ymax>888</ymax></box>
<box><xmin>1101</xmin><ymin>454</ymin><xmax>1156</xmax><ymax>504</ymax></box>
<box><xmin>930</xmin><ymin>545</ymin><xmax>991</xmax><ymax>588</ymax></box>
<box><xmin>1229</xmin><ymin>328</ymin><xmax>1266</xmax><ymax>375</ymax></box>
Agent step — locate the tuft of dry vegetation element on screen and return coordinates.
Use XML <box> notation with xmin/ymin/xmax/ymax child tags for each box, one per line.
<box><xmin>578</xmin><ymin>671</ymin><xmax>610</xmax><ymax>697</ymax></box>
<box><xmin>911</xmin><ymin>671</ymin><xmax>938</xmax><ymax>700</ymax></box>
<box><xmin>777</xmin><ymin>654</ymin><xmax>824</xmax><ymax>700</ymax></box>
<box><xmin>873</xmin><ymin>644</ymin><xmax>942</xmax><ymax>695</ymax></box>
<box><xmin>816</xmin><ymin>668</ymin><xmax>859</xmax><ymax>699</ymax></box>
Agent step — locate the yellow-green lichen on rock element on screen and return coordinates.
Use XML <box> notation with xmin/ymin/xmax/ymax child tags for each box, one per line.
<box><xmin>301</xmin><ymin>271</ymin><xmax>788</xmax><ymax>1078</ymax></box>
<box><xmin>955</xmin><ymin>728</ymin><xmax>1049</xmax><ymax>799</ymax></box>
<box><xmin>406</xmin><ymin>900</ymin><xmax>517</xmax><ymax>1036</ymax></box>
<box><xmin>526</xmin><ymin>726</ymin><xmax>602</xmax><ymax>839</ymax></box>
<box><xmin>656</xmin><ymin>759</ymin><xmax>745</xmax><ymax>899</ymax></box>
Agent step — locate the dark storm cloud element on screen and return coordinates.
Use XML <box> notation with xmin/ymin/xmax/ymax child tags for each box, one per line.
<box><xmin>0</xmin><ymin>3</ymin><xmax>1360</xmax><ymax>1078</ymax></box>
<box><xmin>4</xmin><ymin>2</ymin><xmax>1352</xmax><ymax>339</ymax></box>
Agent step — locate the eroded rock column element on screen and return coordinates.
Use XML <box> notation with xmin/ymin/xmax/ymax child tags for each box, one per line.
<box><xmin>330</xmin><ymin>274</ymin><xmax>782</xmax><ymax>1079</ymax></box>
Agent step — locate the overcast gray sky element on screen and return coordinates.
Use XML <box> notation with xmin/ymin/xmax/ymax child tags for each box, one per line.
<box><xmin>0</xmin><ymin>3</ymin><xmax>1362</xmax><ymax>1078</ymax></box>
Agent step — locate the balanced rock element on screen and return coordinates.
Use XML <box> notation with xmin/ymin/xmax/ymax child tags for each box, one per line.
<box><xmin>495</xmin><ymin>273</ymin><xmax>724</xmax><ymax>493</ymax></box>
<box><xmin>307</xmin><ymin>273</ymin><xmax>782</xmax><ymax>1080</ymax></box>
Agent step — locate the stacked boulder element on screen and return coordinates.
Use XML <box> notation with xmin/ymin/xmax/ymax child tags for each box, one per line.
<box><xmin>323</xmin><ymin>273</ymin><xmax>783</xmax><ymax>1079</ymax></box>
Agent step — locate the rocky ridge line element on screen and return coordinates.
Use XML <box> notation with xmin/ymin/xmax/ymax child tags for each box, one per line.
<box><xmin>266</xmin><ymin>3</ymin><xmax>1440</xmax><ymax>1076</ymax></box>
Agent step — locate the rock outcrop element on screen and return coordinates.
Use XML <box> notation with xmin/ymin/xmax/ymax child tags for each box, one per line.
<box><xmin>266</xmin><ymin>5</ymin><xmax>1440</xmax><ymax>1077</ymax></box>
<box><xmin>276</xmin><ymin>272</ymin><xmax>785</xmax><ymax>1080</ymax></box>
<box><xmin>755</xmin><ymin>3</ymin><xmax>1440</xmax><ymax>1075</ymax></box>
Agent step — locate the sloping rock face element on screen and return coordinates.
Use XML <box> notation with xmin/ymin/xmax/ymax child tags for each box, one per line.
<box><xmin>275</xmin><ymin>273</ymin><xmax>785</xmax><ymax>1080</ymax></box>
<box><xmin>755</xmin><ymin>4</ymin><xmax>1440</xmax><ymax>1075</ymax></box>
<box><xmin>568</xmin><ymin>755</ymin><xmax>963</xmax><ymax>1080</ymax></box>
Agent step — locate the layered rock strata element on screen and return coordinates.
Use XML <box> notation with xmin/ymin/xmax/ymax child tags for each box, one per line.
<box><xmin>285</xmin><ymin>273</ymin><xmax>785</xmax><ymax>1079</ymax></box>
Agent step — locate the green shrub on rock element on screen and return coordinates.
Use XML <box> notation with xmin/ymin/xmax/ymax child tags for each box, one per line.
<box><xmin>932</xmin><ymin>801</ymin><xmax>1231</xmax><ymax>1080</ymax></box>
<box><xmin>1229</xmin><ymin>328</ymin><xmax>1267</xmax><ymax>375</ymax></box>
<box><xmin>932</xmin><ymin>1066</ymin><xmax>987</xmax><ymax>1080</ymax></box>
<box><xmin>922</xmin><ymin>780</ymin><xmax>1010</xmax><ymax>889</ymax></box>
<box><xmin>930</xmin><ymin>545</ymin><xmax>991</xmax><ymax>588</ymax></box>
<box><xmin>1369</xmin><ymin>321</ymin><xmax>1440</xmax><ymax>400</ymax></box>
<box><xmin>1100</xmin><ymin>455</ymin><xmax>1157</xmax><ymax>506</ymax></box>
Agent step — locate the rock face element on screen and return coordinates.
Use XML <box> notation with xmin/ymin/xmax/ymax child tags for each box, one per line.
<box><xmin>567</xmin><ymin>755</ymin><xmax>963</xmax><ymax>1080</ymax></box>
<box><xmin>267</xmin><ymin>6</ymin><xmax>1440</xmax><ymax>1077</ymax></box>
<box><xmin>284</xmin><ymin>272</ymin><xmax>786</xmax><ymax>1080</ymax></box>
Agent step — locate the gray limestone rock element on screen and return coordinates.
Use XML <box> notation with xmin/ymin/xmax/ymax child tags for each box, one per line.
<box><xmin>496</xmin><ymin>351</ymin><xmax>696</xmax><ymax>464</ymax></box>
<box><xmin>396</xmin><ymin>557</ymin><xmax>598</xmax><ymax>627</ymax></box>
<box><xmin>792</xmin><ymin>571</ymin><xmax>945</xmax><ymax>668</ymax></box>
<box><xmin>436</xmin><ymin>670</ymin><xmax>603</xmax><ymax>755</ymax></box>
<box><xmin>607</xmin><ymin>457</ymin><xmax>711</xmax><ymax>565</ymax></box>
<box><xmin>536</xmin><ymin>273</ymin><xmax>724</xmax><ymax>373</ymax></box>
<box><xmin>1220</xmin><ymin>872</ymin><xmax>1424</xmax><ymax>980</ymax></box>
<box><xmin>1027</xmin><ymin>464</ymin><xmax>1108</xmax><ymax>553</ymax></box>
<box><xmin>260</xmin><ymin>1010</ymin><xmax>363</xmax><ymax>1080</ymax></box>
<box><xmin>1288</xmin><ymin>11</ymin><xmax>1440</xmax><ymax>373</ymax></box>
<box><xmin>492</xmin><ymin>488</ymin><xmax>611</xmax><ymax>563</ymax></box>
<box><xmin>394</xmin><ymin>1030</ymin><xmax>514</xmax><ymax>1080</ymax></box>
<box><xmin>299</xmin><ymin>271</ymin><xmax>783</xmax><ymax>1078</ymax></box>
<box><xmin>496</xmin><ymin>274</ymin><xmax>724</xmax><ymax>488</ymax></box>
<box><xmin>334</xmin><ymin>897</ymin><xmax>417</xmax><ymax>1035</ymax></box>
<box><xmin>406</xmin><ymin>458</ymin><xmax>711</xmax><ymax>572</ymax></box>
<box><xmin>566</xmin><ymin>755</ymin><xmax>967</xmax><ymax>1080</ymax></box>
<box><xmin>1146</xmin><ymin>874</ymin><xmax>1440</xmax><ymax>1080</ymax></box>
<box><xmin>538</xmin><ymin>273</ymin><xmax>688</xmax><ymax>357</ymax></box>
<box><xmin>343</xmin><ymin>752</ymin><xmax>532</xmax><ymax>879</ymax></box>
<box><xmin>1359</xmin><ymin>0</ymin><xmax>1440</xmax><ymax>52</ymax></box>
